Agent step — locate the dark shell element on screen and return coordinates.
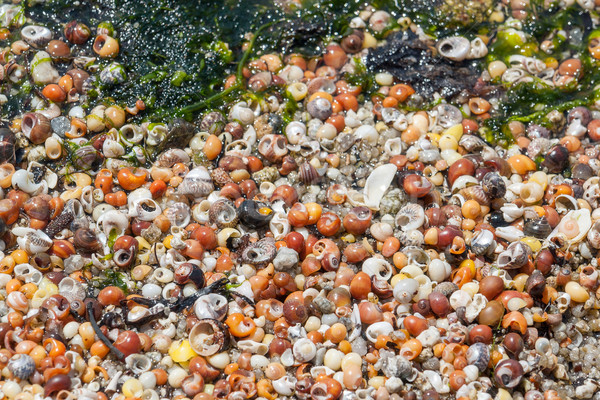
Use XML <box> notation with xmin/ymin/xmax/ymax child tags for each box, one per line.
<box><xmin>572</xmin><ymin>163</ymin><xmax>593</xmax><ymax>181</ymax></box>
<box><xmin>155</xmin><ymin>118</ymin><xmax>195</xmax><ymax>155</ymax></box>
<box><xmin>8</xmin><ymin>354</ymin><xmax>36</xmax><ymax>379</ymax></box>
<box><xmin>208</xmin><ymin>199</ymin><xmax>238</xmax><ymax>229</ymax></box>
<box><xmin>494</xmin><ymin>359</ymin><xmax>524</xmax><ymax>389</ymax></box>
<box><xmin>525</xmin><ymin>270</ymin><xmax>546</xmax><ymax>298</ymax></box>
<box><xmin>466</xmin><ymin>342</ymin><xmax>490</xmax><ymax>372</ymax></box>
<box><xmin>488</xmin><ymin>211</ymin><xmax>510</xmax><ymax>228</ymax></box>
<box><xmin>523</xmin><ymin>217</ymin><xmax>552</xmax><ymax>239</ymax></box>
<box><xmin>341</xmin><ymin>32</ymin><xmax>364</xmax><ymax>53</ymax></box>
<box><xmin>542</xmin><ymin>145</ymin><xmax>569</xmax><ymax>173</ymax></box>
<box><xmin>481</xmin><ymin>172</ymin><xmax>506</xmax><ymax>199</ymax></box>
<box><xmin>241</xmin><ymin>237</ymin><xmax>277</xmax><ymax>266</ymax></box>
<box><xmin>238</xmin><ymin>200</ymin><xmax>273</xmax><ymax>229</ymax></box>
<box><xmin>44</xmin><ymin>200</ymin><xmax>83</xmax><ymax>238</ymax></box>
<box><xmin>0</xmin><ymin>128</ymin><xmax>15</xmax><ymax>164</ymax></box>
<box><xmin>73</xmin><ymin>227</ymin><xmax>101</xmax><ymax>251</ymax></box>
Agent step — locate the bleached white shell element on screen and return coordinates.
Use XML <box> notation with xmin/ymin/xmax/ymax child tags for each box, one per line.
<box><xmin>546</xmin><ymin>208</ymin><xmax>592</xmax><ymax>245</ymax></box>
<box><xmin>365</xmin><ymin>322</ymin><xmax>394</xmax><ymax>343</ymax></box>
<box><xmin>495</xmin><ymin>226</ymin><xmax>524</xmax><ymax>242</ymax></box>
<box><xmin>501</xmin><ymin>203</ymin><xmax>523</xmax><ymax>222</ymax></box>
<box><xmin>30</xmin><ymin>51</ymin><xmax>59</xmax><ymax>85</ymax></box>
<box><xmin>364</xmin><ymin>163</ymin><xmax>397</xmax><ymax>210</ymax></box>
<box><xmin>451</xmin><ymin>175</ymin><xmax>478</xmax><ymax>192</ymax></box>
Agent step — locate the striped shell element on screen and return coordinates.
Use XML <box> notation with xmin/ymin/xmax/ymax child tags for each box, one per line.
<box><xmin>523</xmin><ymin>217</ymin><xmax>552</xmax><ymax>239</ymax></box>
<box><xmin>459</xmin><ymin>185</ymin><xmax>489</xmax><ymax>206</ymax></box>
<box><xmin>299</xmin><ymin>162</ymin><xmax>320</xmax><ymax>185</ymax></box>
<box><xmin>241</xmin><ymin>237</ymin><xmax>277</xmax><ymax>266</ymax></box>
<box><xmin>178</xmin><ymin>167</ymin><xmax>214</xmax><ymax>197</ymax></box>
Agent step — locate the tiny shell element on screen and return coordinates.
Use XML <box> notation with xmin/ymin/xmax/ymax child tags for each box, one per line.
<box><xmin>395</xmin><ymin>203</ymin><xmax>425</xmax><ymax>232</ymax></box>
<box><xmin>364</xmin><ymin>163</ymin><xmax>397</xmax><ymax>210</ymax></box>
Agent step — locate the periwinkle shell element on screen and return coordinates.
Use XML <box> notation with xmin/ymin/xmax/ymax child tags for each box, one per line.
<box><xmin>8</xmin><ymin>354</ymin><xmax>36</xmax><ymax>379</ymax></box>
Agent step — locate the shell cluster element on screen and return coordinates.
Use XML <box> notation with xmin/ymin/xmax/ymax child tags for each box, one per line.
<box><xmin>1</xmin><ymin>1</ymin><xmax>600</xmax><ymax>400</ymax></box>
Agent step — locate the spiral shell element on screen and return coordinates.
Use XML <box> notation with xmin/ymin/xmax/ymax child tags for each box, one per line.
<box><xmin>164</xmin><ymin>202</ymin><xmax>191</xmax><ymax>227</ymax></box>
<box><xmin>208</xmin><ymin>198</ymin><xmax>238</xmax><ymax>229</ymax></box>
<box><xmin>497</xmin><ymin>241</ymin><xmax>531</xmax><ymax>270</ymax></box>
<box><xmin>241</xmin><ymin>237</ymin><xmax>277</xmax><ymax>266</ymax></box>
<box><xmin>470</xmin><ymin>229</ymin><xmax>496</xmax><ymax>257</ymax></box>
<box><xmin>523</xmin><ymin>217</ymin><xmax>552</xmax><ymax>239</ymax></box>
<box><xmin>395</xmin><ymin>203</ymin><xmax>425</xmax><ymax>232</ymax></box>
<box><xmin>459</xmin><ymin>185</ymin><xmax>489</xmax><ymax>206</ymax></box>
<box><xmin>299</xmin><ymin>162</ymin><xmax>320</xmax><ymax>185</ymax></box>
<box><xmin>189</xmin><ymin>319</ymin><xmax>230</xmax><ymax>356</ymax></box>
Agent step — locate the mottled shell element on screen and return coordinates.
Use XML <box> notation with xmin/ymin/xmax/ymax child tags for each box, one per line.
<box><xmin>241</xmin><ymin>237</ymin><xmax>277</xmax><ymax>266</ymax></box>
<box><xmin>208</xmin><ymin>199</ymin><xmax>238</xmax><ymax>229</ymax></box>
<box><xmin>466</xmin><ymin>342</ymin><xmax>490</xmax><ymax>372</ymax></box>
<box><xmin>200</xmin><ymin>111</ymin><xmax>225</xmax><ymax>135</ymax></box>
<box><xmin>482</xmin><ymin>172</ymin><xmax>506</xmax><ymax>199</ymax></box>
<box><xmin>8</xmin><ymin>354</ymin><xmax>36</xmax><ymax>380</ymax></box>
<box><xmin>157</xmin><ymin>148</ymin><xmax>190</xmax><ymax>168</ymax></box>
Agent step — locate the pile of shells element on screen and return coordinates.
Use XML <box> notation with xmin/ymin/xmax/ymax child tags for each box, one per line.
<box><xmin>2</xmin><ymin>1</ymin><xmax>600</xmax><ymax>400</ymax></box>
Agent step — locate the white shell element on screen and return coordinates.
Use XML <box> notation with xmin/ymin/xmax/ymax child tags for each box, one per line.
<box><xmin>451</xmin><ymin>175</ymin><xmax>479</xmax><ymax>192</ymax></box>
<box><xmin>495</xmin><ymin>226</ymin><xmax>524</xmax><ymax>242</ymax></box>
<box><xmin>365</xmin><ymin>321</ymin><xmax>394</xmax><ymax>343</ymax></box>
<box><xmin>364</xmin><ymin>164</ymin><xmax>397</xmax><ymax>210</ymax></box>
<box><xmin>362</xmin><ymin>257</ymin><xmax>393</xmax><ymax>281</ymax></box>
<box><xmin>546</xmin><ymin>208</ymin><xmax>592</xmax><ymax>245</ymax></box>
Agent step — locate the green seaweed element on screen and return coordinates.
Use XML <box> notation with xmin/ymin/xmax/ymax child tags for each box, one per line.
<box><xmin>92</xmin><ymin>269</ymin><xmax>128</xmax><ymax>294</ymax></box>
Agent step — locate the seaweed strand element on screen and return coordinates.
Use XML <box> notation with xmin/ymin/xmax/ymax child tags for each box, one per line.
<box><xmin>177</xmin><ymin>21</ymin><xmax>277</xmax><ymax>116</ymax></box>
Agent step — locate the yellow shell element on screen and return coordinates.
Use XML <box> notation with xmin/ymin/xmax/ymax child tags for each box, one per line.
<box><xmin>444</xmin><ymin>124</ymin><xmax>463</xmax><ymax>141</ymax></box>
<box><xmin>169</xmin><ymin>339</ymin><xmax>198</xmax><ymax>363</ymax></box>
